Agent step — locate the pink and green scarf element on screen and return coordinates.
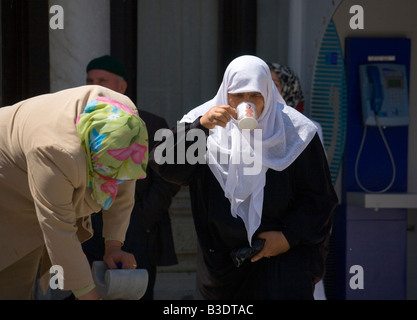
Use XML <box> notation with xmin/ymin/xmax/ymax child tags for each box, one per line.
<box><xmin>76</xmin><ymin>97</ymin><xmax>148</xmax><ymax>209</ymax></box>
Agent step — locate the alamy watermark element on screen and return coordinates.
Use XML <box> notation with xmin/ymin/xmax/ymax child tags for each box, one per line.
<box><xmin>49</xmin><ymin>5</ymin><xmax>64</xmax><ymax>30</ymax></box>
<box><xmin>49</xmin><ymin>265</ymin><xmax>64</xmax><ymax>290</ymax></box>
<box><xmin>349</xmin><ymin>264</ymin><xmax>364</xmax><ymax>290</ymax></box>
<box><xmin>153</xmin><ymin>123</ymin><xmax>263</xmax><ymax>176</ymax></box>
<box><xmin>50</xmin><ymin>4</ymin><xmax>365</xmax><ymax>31</ymax></box>
<box><xmin>349</xmin><ymin>5</ymin><xmax>364</xmax><ymax>30</ymax></box>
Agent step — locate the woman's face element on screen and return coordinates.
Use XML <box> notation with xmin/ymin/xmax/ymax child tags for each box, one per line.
<box><xmin>228</xmin><ymin>92</ymin><xmax>265</xmax><ymax>118</ymax></box>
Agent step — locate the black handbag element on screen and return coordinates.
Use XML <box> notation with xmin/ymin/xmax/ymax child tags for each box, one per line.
<box><xmin>230</xmin><ymin>239</ymin><xmax>265</xmax><ymax>268</ymax></box>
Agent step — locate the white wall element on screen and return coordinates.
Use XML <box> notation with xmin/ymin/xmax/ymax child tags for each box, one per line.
<box><xmin>256</xmin><ymin>0</ymin><xmax>289</xmax><ymax>65</ymax></box>
<box><xmin>286</xmin><ymin>0</ymin><xmax>343</xmax><ymax>116</ymax></box>
<box><xmin>49</xmin><ymin>0</ymin><xmax>110</xmax><ymax>93</ymax></box>
<box><xmin>136</xmin><ymin>0</ymin><xmax>219</xmax><ymax>127</ymax></box>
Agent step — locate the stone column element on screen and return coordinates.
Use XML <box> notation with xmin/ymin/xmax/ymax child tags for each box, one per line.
<box><xmin>49</xmin><ymin>0</ymin><xmax>110</xmax><ymax>92</ymax></box>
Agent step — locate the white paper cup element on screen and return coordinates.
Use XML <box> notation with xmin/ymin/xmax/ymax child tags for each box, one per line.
<box><xmin>237</xmin><ymin>102</ymin><xmax>258</xmax><ymax>130</ymax></box>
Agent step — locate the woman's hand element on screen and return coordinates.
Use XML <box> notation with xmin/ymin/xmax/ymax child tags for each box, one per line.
<box><xmin>200</xmin><ymin>105</ymin><xmax>237</xmax><ymax>129</ymax></box>
<box><xmin>250</xmin><ymin>231</ymin><xmax>290</xmax><ymax>263</ymax></box>
<box><xmin>103</xmin><ymin>240</ymin><xmax>137</xmax><ymax>270</ymax></box>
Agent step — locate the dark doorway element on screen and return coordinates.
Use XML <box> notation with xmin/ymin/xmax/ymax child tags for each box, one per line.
<box><xmin>1</xmin><ymin>0</ymin><xmax>50</xmax><ymax>106</ymax></box>
<box><xmin>110</xmin><ymin>0</ymin><xmax>138</xmax><ymax>104</ymax></box>
<box><xmin>218</xmin><ymin>0</ymin><xmax>257</xmax><ymax>84</ymax></box>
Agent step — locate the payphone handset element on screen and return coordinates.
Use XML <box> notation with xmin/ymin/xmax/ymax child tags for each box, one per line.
<box><xmin>356</xmin><ymin>63</ymin><xmax>409</xmax><ymax>193</ymax></box>
<box><xmin>359</xmin><ymin>63</ymin><xmax>409</xmax><ymax>127</ymax></box>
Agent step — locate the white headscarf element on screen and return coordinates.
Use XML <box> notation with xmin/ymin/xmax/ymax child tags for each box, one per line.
<box><xmin>181</xmin><ymin>55</ymin><xmax>318</xmax><ymax>244</ymax></box>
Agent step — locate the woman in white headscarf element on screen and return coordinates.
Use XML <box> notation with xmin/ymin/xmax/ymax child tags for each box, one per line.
<box><xmin>150</xmin><ymin>55</ymin><xmax>338</xmax><ymax>299</ymax></box>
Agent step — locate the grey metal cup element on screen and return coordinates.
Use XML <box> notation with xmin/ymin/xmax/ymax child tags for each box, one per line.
<box><xmin>237</xmin><ymin>102</ymin><xmax>258</xmax><ymax>130</ymax></box>
<box><xmin>92</xmin><ymin>261</ymin><xmax>149</xmax><ymax>300</ymax></box>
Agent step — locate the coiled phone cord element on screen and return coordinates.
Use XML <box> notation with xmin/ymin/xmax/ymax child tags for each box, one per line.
<box><xmin>354</xmin><ymin>113</ymin><xmax>396</xmax><ymax>193</ymax></box>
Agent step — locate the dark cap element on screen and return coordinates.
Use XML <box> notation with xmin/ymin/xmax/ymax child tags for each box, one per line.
<box><xmin>86</xmin><ymin>55</ymin><xmax>126</xmax><ymax>79</ymax></box>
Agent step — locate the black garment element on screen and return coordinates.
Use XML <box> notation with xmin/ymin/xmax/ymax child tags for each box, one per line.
<box><xmin>149</xmin><ymin>118</ymin><xmax>338</xmax><ymax>300</ymax></box>
<box><xmin>82</xmin><ymin>110</ymin><xmax>180</xmax><ymax>300</ymax></box>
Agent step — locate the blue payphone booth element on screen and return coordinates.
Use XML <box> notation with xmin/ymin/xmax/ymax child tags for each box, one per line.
<box><xmin>335</xmin><ymin>37</ymin><xmax>412</xmax><ymax>300</ymax></box>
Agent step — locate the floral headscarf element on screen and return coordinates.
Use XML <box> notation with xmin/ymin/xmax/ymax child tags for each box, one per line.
<box><xmin>76</xmin><ymin>97</ymin><xmax>148</xmax><ymax>209</ymax></box>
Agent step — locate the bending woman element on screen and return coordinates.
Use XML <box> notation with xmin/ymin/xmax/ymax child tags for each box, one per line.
<box><xmin>0</xmin><ymin>85</ymin><xmax>148</xmax><ymax>300</ymax></box>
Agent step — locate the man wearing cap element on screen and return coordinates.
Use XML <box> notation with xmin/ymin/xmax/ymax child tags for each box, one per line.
<box><xmin>82</xmin><ymin>55</ymin><xmax>180</xmax><ymax>300</ymax></box>
<box><xmin>86</xmin><ymin>55</ymin><xmax>128</xmax><ymax>94</ymax></box>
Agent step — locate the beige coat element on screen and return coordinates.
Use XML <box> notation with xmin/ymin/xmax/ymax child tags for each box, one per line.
<box><xmin>0</xmin><ymin>85</ymin><xmax>140</xmax><ymax>291</ymax></box>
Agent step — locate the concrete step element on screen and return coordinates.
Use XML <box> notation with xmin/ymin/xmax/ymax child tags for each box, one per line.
<box><xmin>154</xmin><ymin>271</ymin><xmax>196</xmax><ymax>300</ymax></box>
